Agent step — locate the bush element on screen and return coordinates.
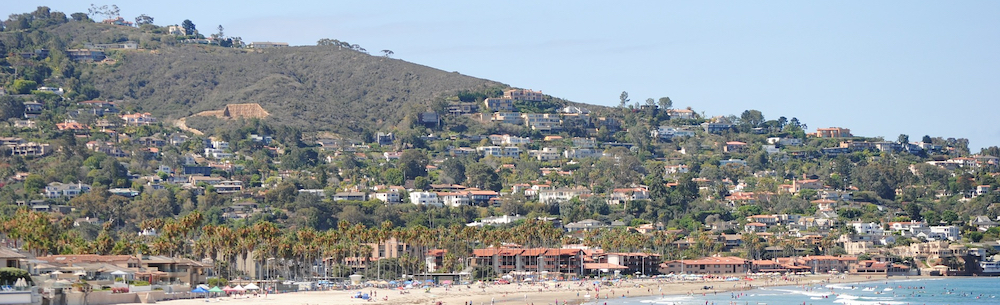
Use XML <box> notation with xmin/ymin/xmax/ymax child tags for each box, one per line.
<box><xmin>10</xmin><ymin>80</ymin><xmax>38</xmax><ymax>94</ymax></box>
<box><xmin>207</xmin><ymin>278</ymin><xmax>228</xmax><ymax>287</ymax></box>
<box><xmin>0</xmin><ymin>267</ymin><xmax>32</xmax><ymax>286</ymax></box>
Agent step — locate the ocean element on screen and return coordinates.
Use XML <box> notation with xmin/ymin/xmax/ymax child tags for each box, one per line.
<box><xmin>581</xmin><ymin>277</ymin><xmax>1000</xmax><ymax>305</ymax></box>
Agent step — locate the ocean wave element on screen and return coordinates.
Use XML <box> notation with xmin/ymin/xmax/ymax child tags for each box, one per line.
<box><xmin>639</xmin><ymin>295</ymin><xmax>695</xmax><ymax>304</ymax></box>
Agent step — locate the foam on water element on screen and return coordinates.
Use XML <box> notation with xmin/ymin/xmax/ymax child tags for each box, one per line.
<box><xmin>591</xmin><ymin>277</ymin><xmax>1000</xmax><ymax>305</ymax></box>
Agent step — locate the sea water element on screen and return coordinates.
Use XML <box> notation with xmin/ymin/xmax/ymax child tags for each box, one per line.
<box><xmin>582</xmin><ymin>277</ymin><xmax>1000</xmax><ymax>305</ymax></box>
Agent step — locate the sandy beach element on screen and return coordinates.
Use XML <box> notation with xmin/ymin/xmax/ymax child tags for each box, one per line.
<box><xmin>116</xmin><ymin>274</ymin><xmax>908</xmax><ymax>305</ymax></box>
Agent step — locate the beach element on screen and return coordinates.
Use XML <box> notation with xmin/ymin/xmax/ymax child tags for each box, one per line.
<box><xmin>116</xmin><ymin>274</ymin><xmax>895</xmax><ymax>305</ymax></box>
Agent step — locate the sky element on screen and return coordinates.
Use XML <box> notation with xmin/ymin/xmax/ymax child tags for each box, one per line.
<box><xmin>6</xmin><ymin>1</ymin><xmax>1000</xmax><ymax>150</ymax></box>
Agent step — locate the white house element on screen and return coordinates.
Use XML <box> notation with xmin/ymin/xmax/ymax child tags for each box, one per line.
<box><xmin>851</xmin><ymin>222</ymin><xmax>885</xmax><ymax>236</ymax></box>
<box><xmin>438</xmin><ymin>192</ymin><xmax>470</xmax><ymax>207</ymax></box>
<box><xmin>477</xmin><ymin>146</ymin><xmax>520</xmax><ymax>158</ymax></box>
<box><xmin>529</xmin><ymin>147</ymin><xmax>562</xmax><ymax>161</ymax></box>
<box><xmin>467</xmin><ymin>215</ymin><xmax>526</xmax><ymax>227</ymax></box>
<box><xmin>930</xmin><ymin>226</ymin><xmax>961</xmax><ymax>241</ymax></box>
<box><xmin>539</xmin><ymin>187</ymin><xmax>591</xmax><ymax>204</ymax></box>
<box><xmin>409</xmin><ymin>192</ymin><xmax>441</xmax><ymax>206</ymax></box>
<box><xmin>374</xmin><ymin>191</ymin><xmax>401</xmax><ymax>203</ymax></box>
<box><xmin>44</xmin><ymin>182</ymin><xmax>91</xmax><ymax>199</ymax></box>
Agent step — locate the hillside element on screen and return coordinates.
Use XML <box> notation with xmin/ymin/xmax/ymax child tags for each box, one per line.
<box><xmin>86</xmin><ymin>44</ymin><xmax>503</xmax><ymax>133</ymax></box>
<box><xmin>1</xmin><ymin>18</ymin><xmax>604</xmax><ymax>137</ymax></box>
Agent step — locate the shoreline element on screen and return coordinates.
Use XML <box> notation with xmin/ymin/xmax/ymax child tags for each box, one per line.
<box><xmin>110</xmin><ymin>274</ymin><xmax>929</xmax><ymax>305</ymax></box>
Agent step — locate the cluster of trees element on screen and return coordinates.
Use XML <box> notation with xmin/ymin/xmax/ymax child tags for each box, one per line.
<box><xmin>316</xmin><ymin>38</ymin><xmax>367</xmax><ymax>53</ymax></box>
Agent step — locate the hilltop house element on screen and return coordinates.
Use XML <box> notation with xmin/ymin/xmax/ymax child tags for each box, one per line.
<box><xmin>503</xmin><ymin>89</ymin><xmax>544</xmax><ymax>101</ymax></box>
<box><xmin>44</xmin><ymin>182</ymin><xmax>91</xmax><ymax>199</ymax></box>
<box><xmin>539</xmin><ymin>187</ymin><xmax>592</xmax><ymax>204</ymax></box>
<box><xmin>121</xmin><ymin>113</ymin><xmax>157</xmax><ymax>126</ymax></box>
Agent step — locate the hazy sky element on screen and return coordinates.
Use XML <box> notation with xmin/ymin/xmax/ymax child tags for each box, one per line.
<box><xmin>6</xmin><ymin>1</ymin><xmax>1000</xmax><ymax>149</ymax></box>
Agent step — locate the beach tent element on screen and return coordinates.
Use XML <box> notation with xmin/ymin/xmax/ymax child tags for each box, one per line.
<box><xmin>232</xmin><ymin>285</ymin><xmax>246</xmax><ymax>292</ymax></box>
<box><xmin>244</xmin><ymin>283</ymin><xmax>259</xmax><ymax>290</ymax></box>
<box><xmin>209</xmin><ymin>286</ymin><xmax>224</xmax><ymax>292</ymax></box>
<box><xmin>222</xmin><ymin>286</ymin><xmax>235</xmax><ymax>293</ymax></box>
<box><xmin>209</xmin><ymin>286</ymin><xmax>224</xmax><ymax>297</ymax></box>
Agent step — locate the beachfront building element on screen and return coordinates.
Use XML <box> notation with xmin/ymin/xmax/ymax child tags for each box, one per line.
<box><xmin>658</xmin><ymin>256</ymin><xmax>749</xmax><ymax>274</ymax></box>
<box><xmin>472</xmin><ymin>247</ymin><xmax>584</xmax><ymax>276</ymax></box>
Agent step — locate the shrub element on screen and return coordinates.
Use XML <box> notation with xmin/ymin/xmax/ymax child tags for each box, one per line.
<box><xmin>0</xmin><ymin>267</ymin><xmax>32</xmax><ymax>286</ymax></box>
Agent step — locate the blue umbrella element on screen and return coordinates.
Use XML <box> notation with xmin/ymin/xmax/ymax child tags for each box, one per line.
<box><xmin>403</xmin><ymin>280</ymin><xmax>412</xmax><ymax>285</ymax></box>
<box><xmin>388</xmin><ymin>281</ymin><xmax>398</xmax><ymax>285</ymax></box>
<box><xmin>192</xmin><ymin>287</ymin><xmax>209</xmax><ymax>301</ymax></box>
<box><xmin>424</xmin><ymin>279</ymin><xmax>434</xmax><ymax>283</ymax></box>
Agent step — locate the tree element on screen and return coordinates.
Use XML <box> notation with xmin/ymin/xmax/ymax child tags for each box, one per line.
<box><xmin>23</xmin><ymin>174</ymin><xmax>45</xmax><ymax>197</ymax></box>
<box><xmin>399</xmin><ymin>150</ymin><xmax>429</xmax><ymax>179</ymax></box>
<box><xmin>440</xmin><ymin>158</ymin><xmax>466</xmax><ymax>184</ymax></box>
<box><xmin>134</xmin><ymin>14</ymin><xmax>153</xmax><ymax>25</ymax></box>
<box><xmin>181</xmin><ymin>19</ymin><xmax>196</xmax><ymax>36</ymax></box>
<box><xmin>88</xmin><ymin>4</ymin><xmax>118</xmax><ymax>20</ymax></box>
<box><xmin>0</xmin><ymin>96</ymin><xmax>24</xmax><ymax>121</ymax></box>
<box><xmin>214</xmin><ymin>25</ymin><xmax>224</xmax><ymax>39</ymax></box>
<box><xmin>413</xmin><ymin>176</ymin><xmax>430</xmax><ymax>190</ymax></box>
<box><xmin>383</xmin><ymin>168</ymin><xmax>404</xmax><ymax>186</ymax></box>
<box><xmin>898</xmin><ymin>134</ymin><xmax>909</xmax><ymax>144</ymax></box>
<box><xmin>466</xmin><ymin>163</ymin><xmax>501</xmax><ymax>191</ymax></box>
<box><xmin>71</xmin><ymin>12</ymin><xmax>90</xmax><ymax>21</ymax></box>
<box><xmin>645</xmin><ymin>98</ymin><xmax>655</xmax><ymax>107</ymax></box>
<box><xmin>658</xmin><ymin>97</ymin><xmax>672</xmax><ymax>110</ymax></box>
<box><xmin>619</xmin><ymin>91</ymin><xmax>629</xmax><ymax>108</ymax></box>
<box><xmin>381</xmin><ymin>50</ymin><xmax>394</xmax><ymax>57</ymax></box>
<box><xmin>740</xmin><ymin>110</ymin><xmax>765</xmax><ymax>129</ymax></box>
<box><xmin>922</xmin><ymin>135</ymin><xmax>932</xmax><ymax>144</ymax></box>
<box><xmin>10</xmin><ymin>80</ymin><xmax>37</xmax><ymax>94</ymax></box>
<box><xmin>905</xmin><ymin>203</ymin><xmax>922</xmax><ymax>221</ymax></box>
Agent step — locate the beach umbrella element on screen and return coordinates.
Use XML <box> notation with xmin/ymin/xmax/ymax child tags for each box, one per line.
<box><xmin>389</xmin><ymin>281</ymin><xmax>398</xmax><ymax>285</ymax></box>
<box><xmin>191</xmin><ymin>287</ymin><xmax>209</xmax><ymax>301</ymax></box>
<box><xmin>14</xmin><ymin>278</ymin><xmax>28</xmax><ymax>288</ymax></box>
<box><xmin>232</xmin><ymin>285</ymin><xmax>246</xmax><ymax>292</ymax></box>
<box><xmin>244</xmin><ymin>283</ymin><xmax>259</xmax><ymax>290</ymax></box>
<box><xmin>74</xmin><ymin>271</ymin><xmax>87</xmax><ymax>277</ymax></box>
<box><xmin>222</xmin><ymin>286</ymin><xmax>235</xmax><ymax>293</ymax></box>
<box><xmin>441</xmin><ymin>280</ymin><xmax>452</xmax><ymax>285</ymax></box>
<box><xmin>209</xmin><ymin>286</ymin><xmax>224</xmax><ymax>294</ymax></box>
<box><xmin>424</xmin><ymin>279</ymin><xmax>434</xmax><ymax>283</ymax></box>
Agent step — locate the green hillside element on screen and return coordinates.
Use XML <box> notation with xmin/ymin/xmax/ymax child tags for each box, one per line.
<box><xmin>88</xmin><ymin>45</ymin><xmax>504</xmax><ymax>133</ymax></box>
<box><xmin>1</xmin><ymin>15</ymin><xmax>508</xmax><ymax>135</ymax></box>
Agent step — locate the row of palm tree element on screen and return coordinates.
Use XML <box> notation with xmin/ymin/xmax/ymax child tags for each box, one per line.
<box><xmin>0</xmin><ymin>209</ymin><xmax>842</xmax><ymax>280</ymax></box>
